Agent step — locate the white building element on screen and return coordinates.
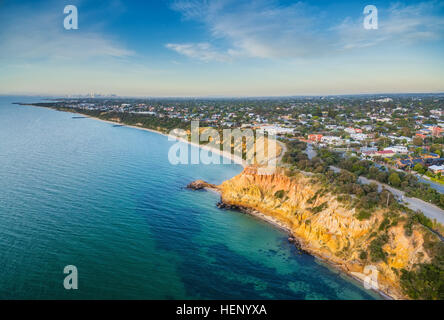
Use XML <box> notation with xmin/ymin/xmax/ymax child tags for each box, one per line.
<box><xmin>321</xmin><ymin>136</ymin><xmax>343</xmax><ymax>145</ymax></box>
<box><xmin>430</xmin><ymin>110</ymin><xmax>444</xmax><ymax>117</ymax></box>
<box><xmin>384</xmin><ymin>146</ymin><xmax>408</xmax><ymax>154</ymax></box>
<box><xmin>375</xmin><ymin>98</ymin><xmax>393</xmax><ymax>103</ymax></box>
<box><xmin>429</xmin><ymin>165</ymin><xmax>444</xmax><ymax>174</ymax></box>
<box><xmin>344</xmin><ymin>127</ymin><xmax>357</xmax><ymax>134</ymax></box>
<box><xmin>257</xmin><ymin>125</ymin><xmax>294</xmax><ymax>135</ymax></box>
<box><xmin>350</xmin><ymin>133</ymin><xmax>368</xmax><ymax>141</ymax></box>
<box><xmin>398</xmin><ymin>136</ymin><xmax>413</xmax><ymax>143</ymax></box>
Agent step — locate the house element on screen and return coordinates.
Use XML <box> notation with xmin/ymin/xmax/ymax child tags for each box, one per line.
<box><xmin>363</xmin><ymin>150</ymin><xmax>396</xmax><ymax>158</ymax></box>
<box><xmin>398</xmin><ymin>136</ymin><xmax>413</xmax><ymax>143</ymax></box>
<box><xmin>308</xmin><ymin>134</ymin><xmax>323</xmax><ymax>142</ymax></box>
<box><xmin>398</xmin><ymin>158</ymin><xmax>425</xmax><ymax>169</ymax></box>
<box><xmin>345</xmin><ymin>127</ymin><xmax>362</xmax><ymax>134</ymax></box>
<box><xmin>431</xmin><ymin>126</ymin><xmax>443</xmax><ymax>137</ymax></box>
<box><xmin>257</xmin><ymin>125</ymin><xmax>294</xmax><ymax>135</ymax></box>
<box><xmin>384</xmin><ymin>146</ymin><xmax>408</xmax><ymax>154</ymax></box>
<box><xmin>428</xmin><ymin>165</ymin><xmax>444</xmax><ymax>174</ymax></box>
<box><xmin>360</xmin><ymin>147</ymin><xmax>378</xmax><ymax>153</ymax></box>
<box><xmin>376</xmin><ymin>150</ymin><xmax>396</xmax><ymax>157</ymax></box>
<box><xmin>375</xmin><ymin>98</ymin><xmax>393</xmax><ymax>103</ymax></box>
<box><xmin>423</xmin><ymin>153</ymin><xmax>440</xmax><ymax>159</ymax></box>
<box><xmin>350</xmin><ymin>133</ymin><xmax>368</xmax><ymax>141</ymax></box>
<box><xmin>430</xmin><ymin>110</ymin><xmax>444</xmax><ymax>117</ymax></box>
<box><xmin>321</xmin><ymin>136</ymin><xmax>343</xmax><ymax>145</ymax></box>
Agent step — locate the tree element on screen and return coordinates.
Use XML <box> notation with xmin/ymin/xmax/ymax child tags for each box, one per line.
<box><xmin>413</xmin><ymin>163</ymin><xmax>425</xmax><ymax>174</ymax></box>
<box><xmin>425</xmin><ymin>170</ymin><xmax>434</xmax><ymax>178</ymax></box>
<box><xmin>430</xmin><ymin>144</ymin><xmax>442</xmax><ymax>156</ymax></box>
<box><xmin>388</xmin><ymin>172</ymin><xmax>401</xmax><ymax>187</ymax></box>
<box><xmin>400</xmin><ymin>127</ymin><xmax>412</xmax><ymax>137</ymax></box>
<box><xmin>413</xmin><ymin>136</ymin><xmax>423</xmax><ymax>146</ymax></box>
<box><xmin>415</xmin><ymin>147</ymin><xmax>423</xmax><ymax>156</ymax></box>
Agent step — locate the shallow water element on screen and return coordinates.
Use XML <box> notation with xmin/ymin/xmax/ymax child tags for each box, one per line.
<box><xmin>0</xmin><ymin>96</ymin><xmax>379</xmax><ymax>299</ymax></box>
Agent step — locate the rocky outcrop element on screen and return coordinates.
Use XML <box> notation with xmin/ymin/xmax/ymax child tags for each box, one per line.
<box><xmin>189</xmin><ymin>166</ymin><xmax>441</xmax><ymax>300</ymax></box>
<box><xmin>187</xmin><ymin>180</ymin><xmax>218</xmax><ymax>191</ymax></box>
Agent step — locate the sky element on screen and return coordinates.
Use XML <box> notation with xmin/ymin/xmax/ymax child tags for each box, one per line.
<box><xmin>0</xmin><ymin>0</ymin><xmax>443</xmax><ymax>97</ymax></box>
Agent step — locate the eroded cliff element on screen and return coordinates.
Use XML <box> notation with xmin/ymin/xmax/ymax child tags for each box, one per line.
<box><xmin>202</xmin><ymin>166</ymin><xmax>442</xmax><ymax>299</ymax></box>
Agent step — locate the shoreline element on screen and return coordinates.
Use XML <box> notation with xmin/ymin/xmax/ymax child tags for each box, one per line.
<box><xmin>191</xmin><ymin>181</ymin><xmax>393</xmax><ymax>300</ymax></box>
<box><xmin>20</xmin><ymin>103</ymin><xmax>247</xmax><ymax>168</ymax></box>
<box><xmin>26</xmin><ymin>103</ymin><xmax>391</xmax><ymax>300</ymax></box>
<box><xmin>221</xmin><ymin>201</ymin><xmax>393</xmax><ymax>301</ymax></box>
<box><xmin>81</xmin><ymin>115</ymin><xmax>248</xmax><ymax>168</ymax></box>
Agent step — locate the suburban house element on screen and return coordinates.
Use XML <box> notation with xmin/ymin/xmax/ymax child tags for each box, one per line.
<box><xmin>308</xmin><ymin>134</ymin><xmax>323</xmax><ymax>142</ymax></box>
<box><xmin>428</xmin><ymin>165</ymin><xmax>444</xmax><ymax>174</ymax></box>
<box><xmin>384</xmin><ymin>146</ymin><xmax>409</xmax><ymax>154</ymax></box>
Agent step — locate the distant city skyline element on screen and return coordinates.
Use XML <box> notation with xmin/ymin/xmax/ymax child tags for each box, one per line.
<box><xmin>2</xmin><ymin>91</ymin><xmax>444</xmax><ymax>99</ymax></box>
<box><xmin>1</xmin><ymin>0</ymin><xmax>443</xmax><ymax>96</ymax></box>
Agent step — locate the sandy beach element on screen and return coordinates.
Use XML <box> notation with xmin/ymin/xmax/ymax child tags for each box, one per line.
<box><xmin>80</xmin><ymin>115</ymin><xmax>248</xmax><ymax>168</ymax></box>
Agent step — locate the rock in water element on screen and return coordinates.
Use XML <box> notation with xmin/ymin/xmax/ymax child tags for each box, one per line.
<box><xmin>187</xmin><ymin>180</ymin><xmax>218</xmax><ymax>190</ymax></box>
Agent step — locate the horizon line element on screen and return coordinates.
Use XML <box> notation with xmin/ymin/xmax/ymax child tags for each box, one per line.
<box><xmin>2</xmin><ymin>91</ymin><xmax>444</xmax><ymax>100</ymax></box>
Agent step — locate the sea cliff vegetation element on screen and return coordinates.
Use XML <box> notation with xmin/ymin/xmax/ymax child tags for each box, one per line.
<box><xmin>208</xmin><ymin>166</ymin><xmax>443</xmax><ymax>300</ymax></box>
<box><xmin>283</xmin><ymin>140</ymin><xmax>444</xmax><ymax>211</ymax></box>
<box><xmin>25</xmin><ymin>102</ymin><xmax>443</xmax><ymax>299</ymax></box>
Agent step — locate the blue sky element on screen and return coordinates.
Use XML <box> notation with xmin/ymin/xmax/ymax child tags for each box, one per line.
<box><xmin>0</xmin><ymin>0</ymin><xmax>443</xmax><ymax>96</ymax></box>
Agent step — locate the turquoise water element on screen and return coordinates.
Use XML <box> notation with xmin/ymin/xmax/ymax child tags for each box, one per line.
<box><xmin>0</xmin><ymin>96</ymin><xmax>379</xmax><ymax>299</ymax></box>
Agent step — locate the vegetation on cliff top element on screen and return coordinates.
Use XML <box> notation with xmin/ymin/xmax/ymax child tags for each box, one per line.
<box><xmin>400</xmin><ymin>240</ymin><xmax>444</xmax><ymax>300</ymax></box>
<box><xmin>283</xmin><ymin>140</ymin><xmax>444</xmax><ymax>210</ymax></box>
<box><xmin>282</xmin><ymin>140</ymin><xmax>444</xmax><ymax>299</ymax></box>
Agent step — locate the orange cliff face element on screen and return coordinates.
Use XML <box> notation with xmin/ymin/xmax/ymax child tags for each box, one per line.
<box><xmin>216</xmin><ymin>166</ymin><xmax>438</xmax><ymax>300</ymax></box>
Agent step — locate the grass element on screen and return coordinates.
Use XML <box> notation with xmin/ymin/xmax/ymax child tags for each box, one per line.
<box><xmin>429</xmin><ymin>177</ymin><xmax>444</xmax><ymax>186</ymax></box>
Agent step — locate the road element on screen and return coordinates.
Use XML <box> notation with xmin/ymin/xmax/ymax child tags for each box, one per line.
<box><xmin>331</xmin><ymin>166</ymin><xmax>444</xmax><ymax>224</ymax></box>
<box><xmin>416</xmin><ymin>175</ymin><xmax>444</xmax><ymax>194</ymax></box>
<box><xmin>280</xmin><ymin>143</ymin><xmax>444</xmax><ymax>224</ymax></box>
<box><xmin>276</xmin><ymin>140</ymin><xmax>288</xmax><ymax>165</ymax></box>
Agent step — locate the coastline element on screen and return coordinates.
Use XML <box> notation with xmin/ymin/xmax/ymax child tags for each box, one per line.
<box><xmin>19</xmin><ymin>103</ymin><xmax>247</xmax><ymax>168</ymax></box>
<box><xmin>189</xmin><ymin>182</ymin><xmax>392</xmax><ymax>300</ymax></box>
<box><xmin>25</xmin><ymin>103</ymin><xmax>391</xmax><ymax>300</ymax></box>
<box><xmin>219</xmin><ymin>199</ymin><xmax>393</xmax><ymax>301</ymax></box>
<box><xmin>81</xmin><ymin>115</ymin><xmax>249</xmax><ymax>168</ymax></box>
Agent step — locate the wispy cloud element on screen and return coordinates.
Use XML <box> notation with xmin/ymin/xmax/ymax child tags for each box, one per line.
<box><xmin>165</xmin><ymin>43</ymin><xmax>231</xmax><ymax>62</ymax></box>
<box><xmin>167</xmin><ymin>0</ymin><xmax>444</xmax><ymax>61</ymax></box>
<box><xmin>169</xmin><ymin>0</ymin><xmax>326</xmax><ymax>60</ymax></box>
<box><xmin>0</xmin><ymin>3</ymin><xmax>133</xmax><ymax>63</ymax></box>
<box><xmin>334</xmin><ymin>1</ymin><xmax>444</xmax><ymax>50</ymax></box>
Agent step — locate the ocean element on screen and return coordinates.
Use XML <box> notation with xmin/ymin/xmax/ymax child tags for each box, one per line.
<box><xmin>0</xmin><ymin>96</ymin><xmax>379</xmax><ymax>299</ymax></box>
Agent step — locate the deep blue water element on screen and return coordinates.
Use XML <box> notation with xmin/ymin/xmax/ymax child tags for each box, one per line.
<box><xmin>0</xmin><ymin>96</ymin><xmax>379</xmax><ymax>299</ymax></box>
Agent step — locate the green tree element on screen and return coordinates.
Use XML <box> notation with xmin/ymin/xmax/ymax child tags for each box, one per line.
<box><xmin>415</xmin><ymin>147</ymin><xmax>423</xmax><ymax>156</ymax></box>
<box><xmin>413</xmin><ymin>136</ymin><xmax>423</xmax><ymax>146</ymax></box>
<box><xmin>388</xmin><ymin>172</ymin><xmax>401</xmax><ymax>187</ymax></box>
<box><xmin>413</xmin><ymin>163</ymin><xmax>424</xmax><ymax>174</ymax></box>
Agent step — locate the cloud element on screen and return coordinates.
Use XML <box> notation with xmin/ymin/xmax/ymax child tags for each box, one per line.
<box><xmin>165</xmin><ymin>43</ymin><xmax>231</xmax><ymax>62</ymax></box>
<box><xmin>335</xmin><ymin>1</ymin><xmax>444</xmax><ymax>50</ymax></box>
<box><xmin>0</xmin><ymin>3</ymin><xmax>133</xmax><ymax>63</ymax></box>
<box><xmin>169</xmin><ymin>0</ymin><xmax>326</xmax><ymax>60</ymax></box>
<box><xmin>168</xmin><ymin>0</ymin><xmax>444</xmax><ymax>61</ymax></box>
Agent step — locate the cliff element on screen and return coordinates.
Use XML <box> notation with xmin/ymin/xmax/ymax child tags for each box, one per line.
<box><xmin>191</xmin><ymin>166</ymin><xmax>443</xmax><ymax>300</ymax></box>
